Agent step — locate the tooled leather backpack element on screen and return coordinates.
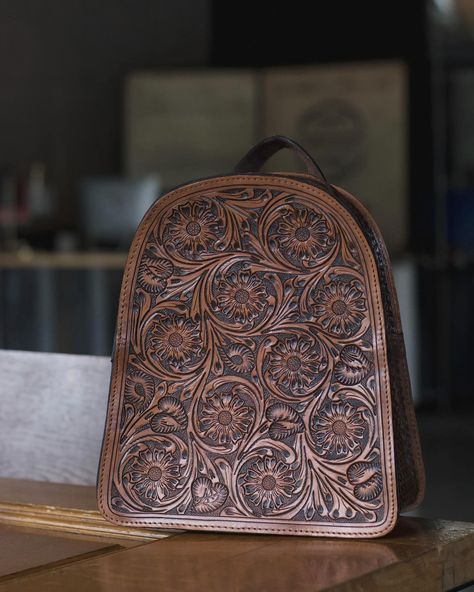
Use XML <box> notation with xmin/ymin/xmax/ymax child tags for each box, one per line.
<box><xmin>98</xmin><ymin>135</ymin><xmax>424</xmax><ymax>538</ymax></box>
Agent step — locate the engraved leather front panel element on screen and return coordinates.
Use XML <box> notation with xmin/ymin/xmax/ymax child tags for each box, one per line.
<box><xmin>100</xmin><ymin>178</ymin><xmax>396</xmax><ymax>536</ymax></box>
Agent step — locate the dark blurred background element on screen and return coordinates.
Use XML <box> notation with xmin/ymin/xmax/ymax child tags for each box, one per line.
<box><xmin>0</xmin><ymin>1</ymin><xmax>473</xmax><ymax>521</ymax></box>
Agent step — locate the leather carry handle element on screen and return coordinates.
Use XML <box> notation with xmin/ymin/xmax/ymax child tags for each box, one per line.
<box><xmin>233</xmin><ymin>135</ymin><xmax>327</xmax><ymax>182</ymax></box>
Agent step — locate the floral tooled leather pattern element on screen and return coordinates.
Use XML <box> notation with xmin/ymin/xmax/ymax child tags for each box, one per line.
<box><xmin>110</xmin><ymin>184</ymin><xmax>389</xmax><ymax>528</ymax></box>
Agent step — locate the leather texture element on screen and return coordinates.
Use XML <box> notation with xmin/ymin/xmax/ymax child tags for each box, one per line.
<box><xmin>98</xmin><ymin>137</ymin><xmax>424</xmax><ymax>538</ymax></box>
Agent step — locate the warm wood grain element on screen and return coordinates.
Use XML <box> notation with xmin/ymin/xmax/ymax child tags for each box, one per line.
<box><xmin>0</xmin><ymin>524</ymin><xmax>123</xmax><ymax>582</ymax></box>
<box><xmin>0</xmin><ymin>518</ymin><xmax>473</xmax><ymax>591</ymax></box>
<box><xmin>0</xmin><ymin>350</ymin><xmax>110</xmax><ymax>484</ymax></box>
<box><xmin>0</xmin><ymin>479</ymin><xmax>177</xmax><ymax>541</ymax></box>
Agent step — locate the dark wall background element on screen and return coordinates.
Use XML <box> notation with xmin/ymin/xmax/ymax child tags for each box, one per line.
<box><xmin>0</xmin><ymin>0</ymin><xmax>431</xmax><ymax>243</ymax></box>
<box><xmin>1</xmin><ymin>0</ymin><xmax>471</xmax><ymax>407</ymax></box>
<box><xmin>211</xmin><ymin>0</ymin><xmax>433</xmax><ymax>255</ymax></box>
<box><xmin>0</xmin><ymin>0</ymin><xmax>210</xmax><ymax>224</ymax></box>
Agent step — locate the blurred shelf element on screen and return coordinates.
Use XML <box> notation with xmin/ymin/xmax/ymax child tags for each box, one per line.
<box><xmin>0</xmin><ymin>251</ymin><xmax>127</xmax><ymax>269</ymax></box>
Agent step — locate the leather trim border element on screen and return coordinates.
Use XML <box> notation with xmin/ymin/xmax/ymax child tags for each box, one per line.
<box><xmin>273</xmin><ymin>173</ymin><xmax>425</xmax><ymax>512</ymax></box>
<box><xmin>97</xmin><ymin>175</ymin><xmax>398</xmax><ymax>538</ymax></box>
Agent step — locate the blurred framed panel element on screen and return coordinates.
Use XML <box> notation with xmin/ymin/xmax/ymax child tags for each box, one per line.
<box><xmin>125</xmin><ymin>70</ymin><xmax>258</xmax><ymax>191</ymax></box>
<box><xmin>262</xmin><ymin>62</ymin><xmax>408</xmax><ymax>254</ymax></box>
<box><xmin>448</xmin><ymin>68</ymin><xmax>474</xmax><ymax>252</ymax></box>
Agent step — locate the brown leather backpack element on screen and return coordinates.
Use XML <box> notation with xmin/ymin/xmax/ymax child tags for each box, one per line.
<box><xmin>98</xmin><ymin>136</ymin><xmax>424</xmax><ymax>538</ymax></box>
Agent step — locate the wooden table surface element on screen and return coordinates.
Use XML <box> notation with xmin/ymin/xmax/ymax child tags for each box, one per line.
<box><xmin>1</xmin><ymin>479</ymin><xmax>473</xmax><ymax>591</ymax></box>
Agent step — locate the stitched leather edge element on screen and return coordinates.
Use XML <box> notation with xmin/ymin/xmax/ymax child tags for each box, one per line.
<box><xmin>329</xmin><ymin>184</ymin><xmax>425</xmax><ymax>511</ymax></box>
<box><xmin>97</xmin><ymin>175</ymin><xmax>398</xmax><ymax>538</ymax></box>
<box><xmin>275</xmin><ymin>173</ymin><xmax>425</xmax><ymax>511</ymax></box>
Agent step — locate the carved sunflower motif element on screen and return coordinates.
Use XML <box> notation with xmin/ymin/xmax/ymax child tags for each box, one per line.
<box><xmin>149</xmin><ymin>315</ymin><xmax>202</xmax><ymax>368</ymax></box>
<box><xmin>137</xmin><ymin>244</ymin><xmax>174</xmax><ymax>294</ymax></box>
<box><xmin>199</xmin><ymin>387</ymin><xmax>254</xmax><ymax>445</ymax></box>
<box><xmin>276</xmin><ymin>207</ymin><xmax>333</xmax><ymax>262</ymax></box>
<box><xmin>267</xmin><ymin>337</ymin><xmax>326</xmax><ymax>394</ymax></box>
<box><xmin>166</xmin><ymin>200</ymin><xmax>222</xmax><ymax>255</ymax></box>
<box><xmin>313</xmin><ymin>279</ymin><xmax>366</xmax><ymax>336</ymax></box>
<box><xmin>216</xmin><ymin>271</ymin><xmax>268</xmax><ymax>325</ymax></box>
<box><xmin>124</xmin><ymin>369</ymin><xmax>155</xmax><ymax>409</ymax></box>
<box><xmin>127</xmin><ymin>448</ymin><xmax>180</xmax><ymax>502</ymax></box>
<box><xmin>242</xmin><ymin>456</ymin><xmax>295</xmax><ymax>511</ymax></box>
<box><xmin>312</xmin><ymin>402</ymin><xmax>367</xmax><ymax>457</ymax></box>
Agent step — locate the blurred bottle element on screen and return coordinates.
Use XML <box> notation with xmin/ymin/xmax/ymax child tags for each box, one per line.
<box><xmin>27</xmin><ymin>162</ymin><xmax>53</xmax><ymax>219</ymax></box>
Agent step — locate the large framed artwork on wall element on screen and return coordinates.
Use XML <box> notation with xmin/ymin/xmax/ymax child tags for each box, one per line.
<box><xmin>262</xmin><ymin>62</ymin><xmax>408</xmax><ymax>254</ymax></box>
